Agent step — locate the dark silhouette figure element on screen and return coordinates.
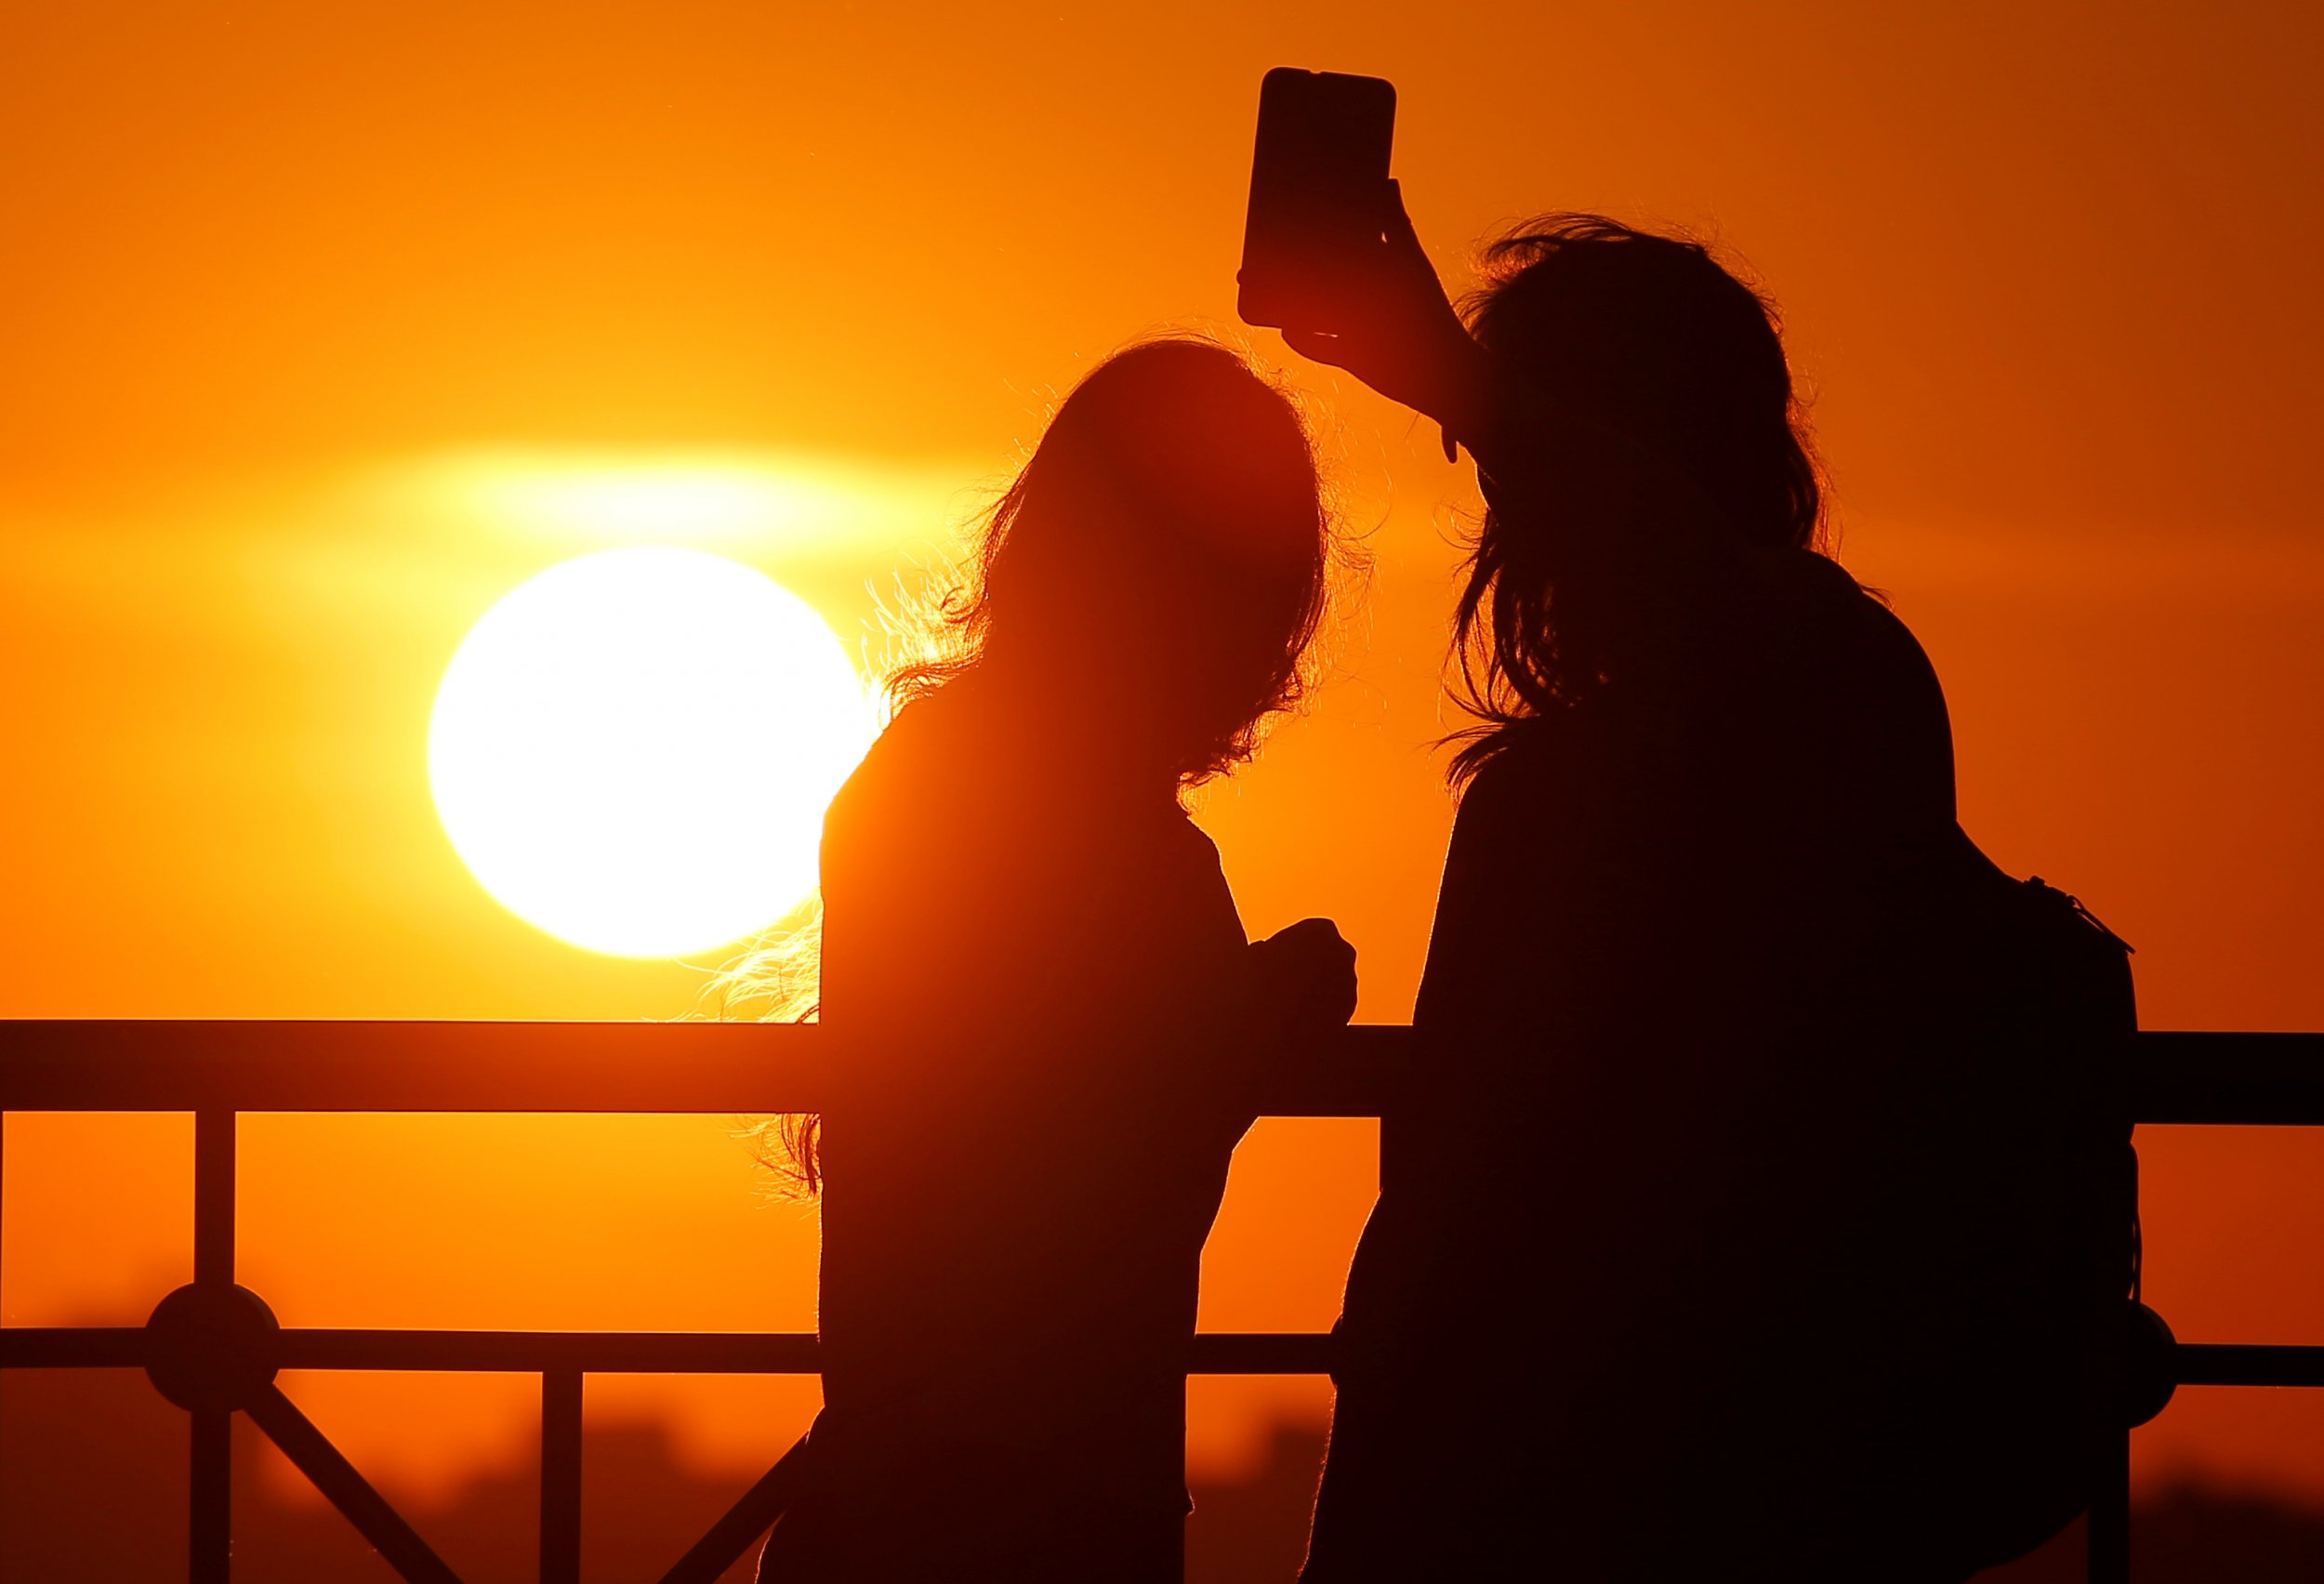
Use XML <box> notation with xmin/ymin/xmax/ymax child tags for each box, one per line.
<box><xmin>755</xmin><ymin>338</ymin><xmax>1359</xmax><ymax>1584</ymax></box>
<box><xmin>1287</xmin><ymin>201</ymin><xmax>2110</xmax><ymax>1579</ymax></box>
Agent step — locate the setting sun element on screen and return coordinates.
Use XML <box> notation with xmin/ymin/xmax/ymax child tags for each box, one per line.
<box><xmin>428</xmin><ymin>546</ymin><xmax>876</xmax><ymax>957</ymax></box>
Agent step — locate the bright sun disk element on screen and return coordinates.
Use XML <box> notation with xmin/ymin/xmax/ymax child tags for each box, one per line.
<box><xmin>429</xmin><ymin>547</ymin><xmax>875</xmax><ymax>957</ymax></box>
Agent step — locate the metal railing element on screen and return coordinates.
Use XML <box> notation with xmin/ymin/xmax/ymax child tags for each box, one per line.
<box><xmin>2</xmin><ymin>1021</ymin><xmax>2320</xmax><ymax>1582</ymax></box>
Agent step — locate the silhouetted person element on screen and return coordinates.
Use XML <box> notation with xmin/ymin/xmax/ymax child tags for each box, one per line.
<box><xmin>1288</xmin><ymin>200</ymin><xmax>2096</xmax><ymax>1579</ymax></box>
<box><xmin>755</xmin><ymin>338</ymin><xmax>1359</xmax><ymax>1584</ymax></box>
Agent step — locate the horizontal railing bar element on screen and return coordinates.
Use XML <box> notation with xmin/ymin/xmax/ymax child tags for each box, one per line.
<box><xmin>0</xmin><ymin>1017</ymin><xmax>2315</xmax><ymax>1115</ymax></box>
<box><xmin>0</xmin><ymin>1021</ymin><xmax>824</xmax><ymax>1114</ymax></box>
<box><xmin>0</xmin><ymin>1326</ymin><xmax>1335</xmax><ymax>1376</ymax></box>
<box><xmin>1192</xmin><ymin>1332</ymin><xmax>1337</xmax><ymax>1373</ymax></box>
<box><xmin>0</xmin><ymin>1327</ymin><xmax>147</xmax><ymax>1366</ymax></box>
<box><xmin>2170</xmin><ymin>1342</ymin><xmax>2324</xmax><ymax>1388</ymax></box>
<box><xmin>14</xmin><ymin>1325</ymin><xmax>2324</xmax><ymax>1391</ymax></box>
<box><xmin>0</xmin><ymin>1023</ymin><xmax>2318</xmax><ymax>1121</ymax></box>
<box><xmin>0</xmin><ymin>1021</ymin><xmax>1407</xmax><ymax>1116</ymax></box>
<box><xmin>279</xmin><ymin>1329</ymin><xmax>823</xmax><ymax>1373</ymax></box>
<box><xmin>2132</xmin><ymin>1033</ymin><xmax>2324</xmax><ymax>1126</ymax></box>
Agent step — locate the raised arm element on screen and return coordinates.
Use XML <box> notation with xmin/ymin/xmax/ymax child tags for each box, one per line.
<box><xmin>1280</xmin><ymin>184</ymin><xmax>1756</xmax><ymax>601</ymax></box>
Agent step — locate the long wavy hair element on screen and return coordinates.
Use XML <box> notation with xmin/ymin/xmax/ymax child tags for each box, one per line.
<box><xmin>1448</xmin><ymin>215</ymin><xmax>1831</xmax><ymax>783</ymax></box>
<box><xmin>724</xmin><ymin>335</ymin><xmax>1352</xmax><ymax>1192</ymax></box>
<box><xmin>890</xmin><ymin>335</ymin><xmax>1346</xmax><ymax>785</ymax></box>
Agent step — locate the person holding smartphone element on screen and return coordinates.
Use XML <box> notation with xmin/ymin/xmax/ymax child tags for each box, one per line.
<box><xmin>1270</xmin><ymin>186</ymin><xmax>2091</xmax><ymax>1577</ymax></box>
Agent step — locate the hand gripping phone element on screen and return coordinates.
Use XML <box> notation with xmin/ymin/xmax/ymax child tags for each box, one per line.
<box><xmin>1236</xmin><ymin>68</ymin><xmax>1397</xmax><ymax>332</ymax></box>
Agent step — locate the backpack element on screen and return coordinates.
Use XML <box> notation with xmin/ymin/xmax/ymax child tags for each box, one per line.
<box><xmin>1948</xmin><ymin>825</ymin><xmax>2137</xmax><ymax>1302</ymax></box>
<box><xmin>1936</xmin><ymin>824</ymin><xmax>2146</xmax><ymax>1564</ymax></box>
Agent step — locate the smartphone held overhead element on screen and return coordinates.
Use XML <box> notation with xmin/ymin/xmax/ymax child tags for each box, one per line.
<box><xmin>1237</xmin><ymin>68</ymin><xmax>1396</xmax><ymax>334</ymax></box>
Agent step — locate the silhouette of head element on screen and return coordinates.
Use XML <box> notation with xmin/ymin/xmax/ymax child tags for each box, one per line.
<box><xmin>905</xmin><ymin>337</ymin><xmax>1337</xmax><ymax>785</ymax></box>
<box><xmin>1449</xmin><ymin>217</ymin><xmax>1828</xmax><ymax>772</ymax></box>
<box><xmin>1465</xmin><ymin>216</ymin><xmax>1823</xmax><ymax>554</ymax></box>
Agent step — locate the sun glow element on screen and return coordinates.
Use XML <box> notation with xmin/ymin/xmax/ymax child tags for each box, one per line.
<box><xmin>383</xmin><ymin>446</ymin><xmax>972</xmax><ymax>562</ymax></box>
<box><xmin>429</xmin><ymin>547</ymin><xmax>876</xmax><ymax>957</ymax></box>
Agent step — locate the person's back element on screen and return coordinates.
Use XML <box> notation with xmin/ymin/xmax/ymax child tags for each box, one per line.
<box><xmin>785</xmin><ymin>679</ymin><xmax>1248</xmax><ymax>1577</ymax></box>
<box><xmin>1324</xmin><ymin>550</ymin><xmax>1988</xmax><ymax>1576</ymax></box>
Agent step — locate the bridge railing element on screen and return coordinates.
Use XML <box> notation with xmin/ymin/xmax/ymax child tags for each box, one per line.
<box><xmin>2</xmin><ymin>1022</ymin><xmax>2320</xmax><ymax>1583</ymax></box>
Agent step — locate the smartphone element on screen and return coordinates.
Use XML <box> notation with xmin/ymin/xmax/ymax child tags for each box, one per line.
<box><xmin>1236</xmin><ymin>68</ymin><xmax>1397</xmax><ymax>332</ymax></box>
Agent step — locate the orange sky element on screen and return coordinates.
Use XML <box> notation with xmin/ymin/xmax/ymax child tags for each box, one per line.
<box><xmin>6</xmin><ymin>0</ymin><xmax>2324</xmax><ymax>1526</ymax></box>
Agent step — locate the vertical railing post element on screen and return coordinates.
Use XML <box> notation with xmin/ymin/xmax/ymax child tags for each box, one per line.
<box><xmin>1</xmin><ymin>1108</ymin><xmax>7</xmax><ymax>1481</ymax></box>
<box><xmin>191</xmin><ymin>1108</ymin><xmax>236</xmax><ymax>1584</ymax></box>
<box><xmin>191</xmin><ymin>1408</ymin><xmax>232</xmax><ymax>1583</ymax></box>
<box><xmin>193</xmin><ymin>1108</ymin><xmax>236</xmax><ymax>1288</ymax></box>
<box><xmin>541</xmin><ymin>1368</ymin><xmax>583</xmax><ymax>1584</ymax></box>
<box><xmin>2086</xmin><ymin>1428</ymin><xmax>2130</xmax><ymax>1583</ymax></box>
